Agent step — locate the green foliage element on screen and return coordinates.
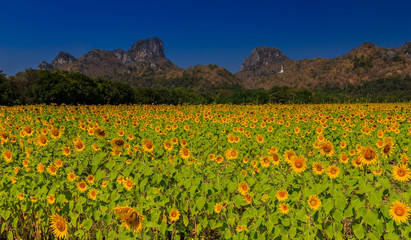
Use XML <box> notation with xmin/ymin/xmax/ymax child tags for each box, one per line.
<box><xmin>1</xmin><ymin>69</ymin><xmax>410</xmax><ymax>106</ymax></box>
<box><xmin>0</xmin><ymin>71</ymin><xmax>17</xmax><ymax>105</ymax></box>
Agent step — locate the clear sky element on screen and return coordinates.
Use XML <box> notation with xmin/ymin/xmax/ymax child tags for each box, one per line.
<box><xmin>1</xmin><ymin>0</ymin><xmax>411</xmax><ymax>76</ymax></box>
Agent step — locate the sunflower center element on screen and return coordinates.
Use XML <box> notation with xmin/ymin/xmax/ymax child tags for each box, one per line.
<box><xmin>146</xmin><ymin>142</ymin><xmax>153</xmax><ymax>149</ymax></box>
<box><xmin>171</xmin><ymin>212</ymin><xmax>177</xmax><ymax>217</ymax></box>
<box><xmin>322</xmin><ymin>145</ymin><xmax>331</xmax><ymax>153</ymax></box>
<box><xmin>128</xmin><ymin>212</ymin><xmax>138</xmax><ymax>221</ymax></box>
<box><xmin>330</xmin><ymin>168</ymin><xmax>337</xmax><ymax>174</ymax></box>
<box><xmin>56</xmin><ymin>221</ymin><xmax>66</xmax><ymax>231</ymax></box>
<box><xmin>397</xmin><ymin>169</ymin><xmax>406</xmax><ymax>177</ymax></box>
<box><xmin>316</xmin><ymin>166</ymin><xmax>323</xmax><ymax>171</ymax></box>
<box><xmin>115</xmin><ymin>139</ymin><xmax>124</xmax><ymax>146</ymax></box>
<box><xmin>364</xmin><ymin>150</ymin><xmax>374</xmax><ymax>160</ymax></box>
<box><xmin>294</xmin><ymin>160</ymin><xmax>303</xmax><ymax>168</ymax></box>
<box><xmin>395</xmin><ymin>207</ymin><xmax>405</xmax><ymax>216</ymax></box>
<box><xmin>310</xmin><ymin>199</ymin><xmax>317</xmax><ymax>206</ymax></box>
<box><xmin>383</xmin><ymin>145</ymin><xmax>391</xmax><ymax>153</ymax></box>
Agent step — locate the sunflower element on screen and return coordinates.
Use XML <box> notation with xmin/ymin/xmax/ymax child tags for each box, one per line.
<box><xmin>77</xmin><ymin>181</ymin><xmax>88</xmax><ymax>192</ymax></box>
<box><xmin>142</xmin><ymin>139</ymin><xmax>154</xmax><ymax>152</ymax></box>
<box><xmin>214</xmin><ymin>203</ymin><xmax>223</xmax><ymax>213</ymax></box>
<box><xmin>238</xmin><ymin>182</ymin><xmax>249</xmax><ymax>195</ymax></box>
<box><xmin>91</xmin><ymin>144</ymin><xmax>100</xmax><ymax>151</ymax></box>
<box><xmin>62</xmin><ymin>146</ymin><xmax>71</xmax><ymax>156</ymax></box>
<box><xmin>179</xmin><ymin>148</ymin><xmax>191</xmax><ymax>160</ymax></box>
<box><xmin>256</xmin><ymin>135</ymin><xmax>264</xmax><ymax>144</ymax></box>
<box><xmin>312</xmin><ymin>162</ymin><xmax>324</xmax><ymax>175</ymax></box>
<box><xmin>243</xmin><ymin>193</ymin><xmax>252</xmax><ymax>204</ymax></box>
<box><xmin>23</xmin><ymin>126</ymin><xmax>34</xmax><ymax>136</ymax></box>
<box><xmin>169</xmin><ymin>209</ymin><xmax>180</xmax><ymax>222</ymax></box>
<box><xmin>2</xmin><ymin>150</ymin><xmax>12</xmax><ymax>163</ymax></box>
<box><xmin>111</xmin><ymin>138</ymin><xmax>125</xmax><ymax>149</ymax></box>
<box><xmin>308</xmin><ymin>195</ymin><xmax>322</xmax><ymax>210</ymax></box>
<box><xmin>381</xmin><ymin>138</ymin><xmax>395</xmax><ymax>158</ymax></box>
<box><xmin>392</xmin><ymin>165</ymin><xmax>411</xmax><ymax>182</ymax></box>
<box><xmin>358</xmin><ymin>146</ymin><xmax>378</xmax><ymax>166</ymax></box>
<box><xmin>123</xmin><ymin>178</ymin><xmax>134</xmax><ymax>191</ymax></box>
<box><xmin>261</xmin><ymin>194</ymin><xmax>269</xmax><ymax>202</ymax></box>
<box><xmin>284</xmin><ymin>149</ymin><xmax>296</xmax><ymax>164</ymax></box>
<box><xmin>50</xmin><ymin>214</ymin><xmax>68</xmax><ymax>239</ymax></box>
<box><xmin>260</xmin><ymin>156</ymin><xmax>270</xmax><ymax>168</ymax></box>
<box><xmin>215</xmin><ymin>155</ymin><xmax>224</xmax><ymax>164</ymax></box>
<box><xmin>55</xmin><ymin>159</ymin><xmax>63</xmax><ymax>168</ymax></box>
<box><xmin>67</xmin><ymin>172</ymin><xmax>76</xmax><ymax>182</ymax></box>
<box><xmin>236</xmin><ymin>225</ymin><xmax>246</xmax><ymax>233</ymax></box>
<box><xmin>373</xmin><ymin>167</ymin><xmax>383</xmax><ymax>176</ymax></box>
<box><xmin>17</xmin><ymin>193</ymin><xmax>24</xmax><ymax>201</ymax></box>
<box><xmin>74</xmin><ymin>141</ymin><xmax>85</xmax><ymax>152</ymax></box>
<box><xmin>88</xmin><ymin>189</ymin><xmax>97</xmax><ymax>200</ymax></box>
<box><xmin>94</xmin><ymin>128</ymin><xmax>106</xmax><ymax>139</ymax></box>
<box><xmin>352</xmin><ymin>157</ymin><xmax>363</xmax><ymax>168</ymax></box>
<box><xmin>47</xmin><ymin>165</ymin><xmax>58</xmax><ymax>176</ymax></box>
<box><xmin>10</xmin><ymin>177</ymin><xmax>17</xmax><ymax>184</ymax></box>
<box><xmin>224</xmin><ymin>149</ymin><xmax>238</xmax><ymax>160</ymax></box>
<box><xmin>339</xmin><ymin>154</ymin><xmax>349</xmax><ymax>164</ymax></box>
<box><xmin>400</xmin><ymin>154</ymin><xmax>409</xmax><ymax>166</ymax></box>
<box><xmin>276</xmin><ymin>189</ymin><xmax>289</xmax><ymax>202</ymax></box>
<box><xmin>279</xmin><ymin>203</ymin><xmax>290</xmax><ymax>215</ymax></box>
<box><xmin>163</xmin><ymin>141</ymin><xmax>173</xmax><ymax>151</ymax></box>
<box><xmin>389</xmin><ymin>201</ymin><xmax>411</xmax><ymax>224</ymax></box>
<box><xmin>50</xmin><ymin>128</ymin><xmax>61</xmax><ymax>139</ymax></box>
<box><xmin>290</xmin><ymin>155</ymin><xmax>307</xmax><ymax>174</ymax></box>
<box><xmin>85</xmin><ymin>175</ymin><xmax>94</xmax><ymax>184</ymax></box>
<box><xmin>47</xmin><ymin>194</ymin><xmax>55</xmax><ymax>204</ymax></box>
<box><xmin>319</xmin><ymin>141</ymin><xmax>335</xmax><ymax>157</ymax></box>
<box><xmin>37</xmin><ymin>135</ymin><xmax>48</xmax><ymax>147</ymax></box>
<box><xmin>180</xmin><ymin>139</ymin><xmax>187</xmax><ymax>147</ymax></box>
<box><xmin>326</xmin><ymin>165</ymin><xmax>340</xmax><ymax>179</ymax></box>
<box><xmin>271</xmin><ymin>153</ymin><xmax>280</xmax><ymax>165</ymax></box>
<box><xmin>114</xmin><ymin>206</ymin><xmax>145</xmax><ymax>233</ymax></box>
<box><xmin>37</xmin><ymin>163</ymin><xmax>45</xmax><ymax>173</ymax></box>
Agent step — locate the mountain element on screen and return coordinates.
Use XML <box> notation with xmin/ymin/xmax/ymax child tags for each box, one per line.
<box><xmin>39</xmin><ymin>37</ymin><xmax>240</xmax><ymax>92</ymax></box>
<box><xmin>39</xmin><ymin>38</ymin><xmax>411</xmax><ymax>92</ymax></box>
<box><xmin>236</xmin><ymin>42</ymin><xmax>411</xmax><ymax>90</ymax></box>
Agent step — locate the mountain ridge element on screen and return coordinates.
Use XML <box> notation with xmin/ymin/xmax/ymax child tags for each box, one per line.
<box><xmin>39</xmin><ymin>38</ymin><xmax>411</xmax><ymax>91</ymax></box>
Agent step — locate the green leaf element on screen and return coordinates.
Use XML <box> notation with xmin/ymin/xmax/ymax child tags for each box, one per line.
<box><xmin>92</xmin><ymin>152</ymin><xmax>107</xmax><ymax>165</ymax></box>
<box><xmin>323</xmin><ymin>198</ymin><xmax>333</xmax><ymax>215</ymax></box>
<box><xmin>95</xmin><ymin>169</ymin><xmax>106</xmax><ymax>182</ymax></box>
<box><xmin>0</xmin><ymin>210</ymin><xmax>11</xmax><ymax>221</ymax></box>
<box><xmin>96</xmin><ymin>230</ymin><xmax>103</xmax><ymax>240</ymax></box>
<box><xmin>183</xmin><ymin>214</ymin><xmax>189</xmax><ymax>227</ymax></box>
<box><xmin>352</xmin><ymin>223</ymin><xmax>365</xmax><ymax>239</ymax></box>
<box><xmin>82</xmin><ymin>219</ymin><xmax>92</xmax><ymax>230</ymax></box>
<box><xmin>196</xmin><ymin>196</ymin><xmax>206</xmax><ymax>210</ymax></box>
<box><xmin>364</xmin><ymin>209</ymin><xmax>378</xmax><ymax>226</ymax></box>
<box><xmin>332</xmin><ymin>209</ymin><xmax>343</xmax><ymax>222</ymax></box>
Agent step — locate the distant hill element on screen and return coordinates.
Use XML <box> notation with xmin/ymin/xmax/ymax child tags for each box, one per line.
<box><xmin>236</xmin><ymin>42</ymin><xmax>411</xmax><ymax>89</ymax></box>
<box><xmin>39</xmin><ymin>37</ymin><xmax>240</xmax><ymax>93</ymax></box>
<box><xmin>39</xmin><ymin>38</ymin><xmax>411</xmax><ymax>91</ymax></box>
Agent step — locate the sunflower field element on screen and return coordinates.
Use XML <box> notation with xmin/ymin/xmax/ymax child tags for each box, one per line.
<box><xmin>0</xmin><ymin>103</ymin><xmax>410</xmax><ymax>239</ymax></box>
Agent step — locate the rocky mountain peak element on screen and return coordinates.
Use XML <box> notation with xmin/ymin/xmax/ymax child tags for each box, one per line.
<box><xmin>51</xmin><ymin>51</ymin><xmax>77</xmax><ymax>65</ymax></box>
<box><xmin>240</xmin><ymin>46</ymin><xmax>293</xmax><ymax>71</ymax></box>
<box><xmin>128</xmin><ymin>37</ymin><xmax>165</xmax><ymax>60</ymax></box>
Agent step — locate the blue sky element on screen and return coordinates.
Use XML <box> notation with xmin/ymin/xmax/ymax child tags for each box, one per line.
<box><xmin>1</xmin><ymin>0</ymin><xmax>411</xmax><ymax>75</ymax></box>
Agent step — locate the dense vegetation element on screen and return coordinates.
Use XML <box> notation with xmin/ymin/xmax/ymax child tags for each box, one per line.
<box><xmin>0</xmin><ymin>69</ymin><xmax>410</xmax><ymax>106</ymax></box>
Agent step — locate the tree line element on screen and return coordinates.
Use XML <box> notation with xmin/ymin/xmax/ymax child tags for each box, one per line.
<box><xmin>0</xmin><ymin>69</ymin><xmax>410</xmax><ymax>106</ymax></box>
